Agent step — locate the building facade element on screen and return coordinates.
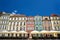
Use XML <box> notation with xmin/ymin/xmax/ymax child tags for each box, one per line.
<box><xmin>34</xmin><ymin>15</ymin><xmax>43</xmax><ymax>31</ymax></box>
<box><xmin>26</xmin><ymin>16</ymin><xmax>34</xmax><ymax>33</ymax></box>
<box><xmin>50</xmin><ymin>14</ymin><xmax>60</xmax><ymax>31</ymax></box>
<box><xmin>42</xmin><ymin>16</ymin><xmax>52</xmax><ymax>31</ymax></box>
<box><xmin>8</xmin><ymin>14</ymin><xmax>26</xmax><ymax>31</ymax></box>
<box><xmin>0</xmin><ymin>12</ymin><xmax>10</xmax><ymax>31</ymax></box>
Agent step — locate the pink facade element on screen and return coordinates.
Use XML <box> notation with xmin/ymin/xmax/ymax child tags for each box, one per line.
<box><xmin>26</xmin><ymin>16</ymin><xmax>34</xmax><ymax>33</ymax></box>
<box><xmin>42</xmin><ymin>16</ymin><xmax>52</xmax><ymax>31</ymax></box>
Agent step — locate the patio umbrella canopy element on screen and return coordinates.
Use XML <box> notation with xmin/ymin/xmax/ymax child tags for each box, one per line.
<box><xmin>31</xmin><ymin>30</ymin><xmax>39</xmax><ymax>34</ymax></box>
<box><xmin>19</xmin><ymin>31</ymin><xmax>28</xmax><ymax>34</ymax></box>
<box><xmin>40</xmin><ymin>30</ymin><xmax>50</xmax><ymax>33</ymax></box>
<box><xmin>50</xmin><ymin>30</ymin><xmax>59</xmax><ymax>33</ymax></box>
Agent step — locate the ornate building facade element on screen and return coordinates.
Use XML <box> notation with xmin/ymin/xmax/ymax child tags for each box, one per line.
<box><xmin>0</xmin><ymin>12</ymin><xmax>10</xmax><ymax>31</ymax></box>
<box><xmin>50</xmin><ymin>14</ymin><xmax>60</xmax><ymax>31</ymax></box>
<box><xmin>8</xmin><ymin>14</ymin><xmax>26</xmax><ymax>31</ymax></box>
<box><xmin>34</xmin><ymin>15</ymin><xmax>43</xmax><ymax>31</ymax></box>
<box><xmin>42</xmin><ymin>16</ymin><xmax>52</xmax><ymax>31</ymax></box>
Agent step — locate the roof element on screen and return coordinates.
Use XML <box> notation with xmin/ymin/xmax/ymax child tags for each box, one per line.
<box><xmin>10</xmin><ymin>14</ymin><xmax>26</xmax><ymax>17</ymax></box>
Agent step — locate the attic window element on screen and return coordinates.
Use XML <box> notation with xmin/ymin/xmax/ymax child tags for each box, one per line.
<box><xmin>45</xmin><ymin>18</ymin><xmax>48</xmax><ymax>20</ymax></box>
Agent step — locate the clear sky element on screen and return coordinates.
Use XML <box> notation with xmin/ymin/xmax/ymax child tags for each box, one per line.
<box><xmin>0</xmin><ymin>0</ymin><xmax>60</xmax><ymax>16</ymax></box>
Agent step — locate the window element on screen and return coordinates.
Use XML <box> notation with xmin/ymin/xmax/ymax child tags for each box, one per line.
<box><xmin>30</xmin><ymin>18</ymin><xmax>33</xmax><ymax>20</ymax></box>
<box><xmin>16</xmin><ymin>27</ymin><xmax>18</xmax><ymax>31</ymax></box>
<box><xmin>13</xmin><ymin>18</ymin><xmax>14</xmax><ymax>20</ymax></box>
<box><xmin>27</xmin><ymin>22</ymin><xmax>29</xmax><ymax>24</ymax></box>
<box><xmin>27</xmin><ymin>27</ymin><xmax>34</xmax><ymax>30</ymax></box>
<box><xmin>22</xmin><ymin>27</ymin><xmax>25</xmax><ymax>31</ymax></box>
<box><xmin>39</xmin><ymin>22</ymin><xmax>42</xmax><ymax>25</ymax></box>
<box><xmin>45</xmin><ymin>18</ymin><xmax>48</xmax><ymax>20</ymax></box>
<box><xmin>55</xmin><ymin>27</ymin><xmax>58</xmax><ymax>31</ymax></box>
<box><xmin>22</xmin><ymin>17</ymin><xmax>24</xmax><ymax>20</ymax></box>
<box><xmin>0</xmin><ymin>25</ymin><xmax>1</xmax><ymax>29</ymax></box>
<box><xmin>2</xmin><ymin>16</ymin><xmax>6</xmax><ymax>19</ymax></box>
<box><xmin>2</xmin><ymin>21</ymin><xmax>7</xmax><ymax>24</ymax></box>
<box><xmin>4</xmin><ymin>17</ymin><xmax>6</xmax><ymax>19</ymax></box>
<box><xmin>58</xmin><ymin>21</ymin><xmax>60</xmax><ymax>23</ymax></box>
<box><xmin>54</xmin><ymin>17</ymin><xmax>57</xmax><ymax>20</ymax></box>
<box><xmin>9</xmin><ymin>22</ymin><xmax>11</xmax><ymax>25</ymax></box>
<box><xmin>5</xmin><ymin>16</ymin><xmax>8</xmax><ymax>19</ymax></box>
<box><xmin>20</xmin><ymin>27</ymin><xmax>22</xmax><ymax>30</ymax></box>
<box><xmin>27</xmin><ymin>18</ymin><xmax>30</xmax><ymax>20</ymax></box>
<box><xmin>2</xmin><ymin>25</ymin><xmax>3</xmax><ymax>29</ymax></box>
<box><xmin>15</xmin><ymin>22</ymin><xmax>17</xmax><ymax>25</ymax></box>
<box><xmin>16</xmin><ymin>22</ymin><xmax>18</xmax><ymax>26</ymax></box>
<box><xmin>54</xmin><ymin>22</ymin><xmax>55</xmax><ymax>24</ymax></box>
<box><xmin>36</xmin><ymin>27</ymin><xmax>38</xmax><ymax>30</ymax></box>
<box><xmin>20</xmin><ymin>22</ymin><xmax>22</xmax><ymax>26</ymax></box>
<box><xmin>9</xmin><ymin>18</ymin><xmax>11</xmax><ymax>20</ymax></box>
<box><xmin>24</xmin><ymin>22</ymin><xmax>25</xmax><ymax>26</ymax></box>
<box><xmin>20</xmin><ymin>27</ymin><xmax>25</xmax><ymax>31</ymax></box>
<box><xmin>35</xmin><ymin>18</ymin><xmax>37</xmax><ymax>20</ymax></box>
<box><xmin>57</xmin><ymin>17</ymin><xmax>59</xmax><ymax>20</ymax></box>
<box><xmin>22</xmin><ymin>22</ymin><xmax>24</xmax><ymax>26</ymax></box>
<box><xmin>5</xmin><ymin>21</ymin><xmax>7</xmax><ymax>24</ymax></box>
<box><xmin>9</xmin><ymin>27</ymin><xmax>11</xmax><ymax>31</ymax></box>
<box><xmin>0</xmin><ymin>21</ymin><xmax>2</xmax><ymax>24</ymax></box>
<box><xmin>13</xmin><ymin>26</ymin><xmax>14</xmax><ymax>31</ymax></box>
<box><xmin>2</xmin><ymin>21</ymin><xmax>4</xmax><ymax>24</ymax></box>
<box><xmin>12</xmin><ymin>22</ymin><xmax>14</xmax><ymax>26</ymax></box>
<box><xmin>58</xmin><ymin>27</ymin><xmax>59</xmax><ymax>31</ymax></box>
<box><xmin>16</xmin><ymin>17</ymin><xmax>18</xmax><ymax>20</ymax></box>
<box><xmin>51</xmin><ymin>17</ymin><xmax>53</xmax><ymax>20</ymax></box>
<box><xmin>19</xmin><ymin>17</ymin><xmax>21</xmax><ymax>20</ymax></box>
<box><xmin>4</xmin><ymin>26</ymin><xmax>6</xmax><ymax>30</ymax></box>
<box><xmin>35</xmin><ymin>22</ymin><xmax>38</xmax><ymax>25</ymax></box>
<box><xmin>57</xmin><ymin>22</ymin><xmax>58</xmax><ymax>24</ymax></box>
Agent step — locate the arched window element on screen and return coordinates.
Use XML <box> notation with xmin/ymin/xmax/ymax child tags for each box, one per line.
<box><xmin>45</xmin><ymin>18</ymin><xmax>48</xmax><ymax>20</ymax></box>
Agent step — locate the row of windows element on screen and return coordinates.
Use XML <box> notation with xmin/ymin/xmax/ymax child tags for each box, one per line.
<box><xmin>1</xmin><ymin>16</ymin><xmax>9</xmax><ymax>19</ymax></box>
<box><xmin>8</xmin><ymin>27</ymin><xmax>25</xmax><ymax>31</ymax></box>
<box><xmin>0</xmin><ymin>21</ymin><xmax>8</xmax><ymax>24</ymax></box>
<box><xmin>26</xmin><ymin>22</ymin><xmax>34</xmax><ymax>24</ymax></box>
<box><xmin>54</xmin><ymin>26</ymin><xmax>60</xmax><ymax>31</ymax></box>
<box><xmin>9</xmin><ymin>22</ymin><xmax>25</xmax><ymax>26</ymax></box>
<box><xmin>51</xmin><ymin>17</ymin><xmax>60</xmax><ymax>20</ymax></box>
<box><xmin>9</xmin><ymin>17</ymin><xmax>26</xmax><ymax>20</ymax></box>
<box><xmin>35</xmin><ymin>22</ymin><xmax>42</xmax><ymax>25</ymax></box>
<box><xmin>0</xmin><ymin>25</ymin><xmax>34</xmax><ymax>31</ymax></box>
<box><xmin>27</xmin><ymin>27</ymin><xmax>34</xmax><ymax>30</ymax></box>
<box><xmin>8</xmin><ymin>26</ymin><xmax>34</xmax><ymax>31</ymax></box>
<box><xmin>9</xmin><ymin>18</ymin><xmax>34</xmax><ymax>20</ymax></box>
<box><xmin>35</xmin><ymin>18</ymin><xmax>42</xmax><ymax>20</ymax></box>
<box><xmin>43</xmin><ymin>22</ymin><xmax>51</xmax><ymax>24</ymax></box>
<box><xmin>53</xmin><ymin>21</ymin><xmax>60</xmax><ymax>24</ymax></box>
<box><xmin>43</xmin><ymin>27</ymin><xmax>52</xmax><ymax>31</ymax></box>
<box><xmin>0</xmin><ymin>25</ymin><xmax>6</xmax><ymax>30</ymax></box>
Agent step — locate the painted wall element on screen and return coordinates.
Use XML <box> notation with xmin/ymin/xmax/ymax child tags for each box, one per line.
<box><xmin>34</xmin><ymin>16</ymin><xmax>43</xmax><ymax>31</ymax></box>
<box><xmin>26</xmin><ymin>16</ymin><xmax>34</xmax><ymax>33</ymax></box>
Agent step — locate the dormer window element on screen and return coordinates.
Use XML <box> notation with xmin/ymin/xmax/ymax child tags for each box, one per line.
<box><xmin>45</xmin><ymin>18</ymin><xmax>48</xmax><ymax>20</ymax></box>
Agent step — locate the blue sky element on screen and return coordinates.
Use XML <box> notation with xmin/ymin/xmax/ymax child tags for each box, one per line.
<box><xmin>0</xmin><ymin>0</ymin><xmax>60</xmax><ymax>16</ymax></box>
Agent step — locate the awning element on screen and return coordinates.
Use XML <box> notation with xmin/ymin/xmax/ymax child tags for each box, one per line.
<box><xmin>19</xmin><ymin>31</ymin><xmax>28</xmax><ymax>34</ymax></box>
<box><xmin>31</xmin><ymin>30</ymin><xmax>39</xmax><ymax>34</ymax></box>
<box><xmin>40</xmin><ymin>30</ymin><xmax>50</xmax><ymax>33</ymax></box>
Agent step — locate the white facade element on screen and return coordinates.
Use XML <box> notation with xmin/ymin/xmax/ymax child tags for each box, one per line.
<box><xmin>0</xmin><ymin>12</ymin><xmax>10</xmax><ymax>31</ymax></box>
<box><xmin>8</xmin><ymin>14</ymin><xmax>26</xmax><ymax>31</ymax></box>
<box><xmin>50</xmin><ymin>16</ymin><xmax>60</xmax><ymax>31</ymax></box>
